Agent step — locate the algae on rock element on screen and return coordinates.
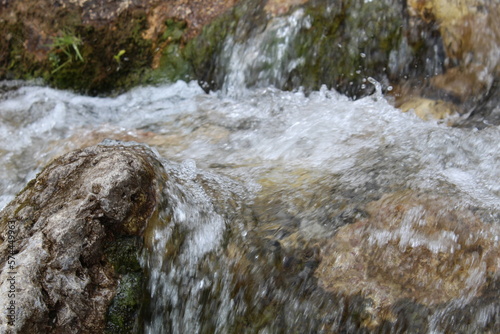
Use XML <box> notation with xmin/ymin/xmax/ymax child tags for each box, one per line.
<box><xmin>179</xmin><ymin>0</ymin><xmax>408</xmax><ymax>97</ymax></box>
<box><xmin>0</xmin><ymin>0</ymin><xmax>449</xmax><ymax>99</ymax></box>
<box><xmin>290</xmin><ymin>0</ymin><xmax>405</xmax><ymax>96</ymax></box>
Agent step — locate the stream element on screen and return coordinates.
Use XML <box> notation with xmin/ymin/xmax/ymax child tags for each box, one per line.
<box><xmin>1</xmin><ymin>5</ymin><xmax>500</xmax><ymax>333</ymax></box>
<box><xmin>1</xmin><ymin>76</ymin><xmax>500</xmax><ymax>332</ymax></box>
<box><xmin>1</xmin><ymin>79</ymin><xmax>499</xmax><ymax>211</ymax></box>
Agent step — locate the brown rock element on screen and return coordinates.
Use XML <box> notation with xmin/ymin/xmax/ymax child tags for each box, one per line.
<box><xmin>315</xmin><ymin>190</ymin><xmax>500</xmax><ymax>326</ymax></box>
<box><xmin>0</xmin><ymin>144</ymin><xmax>163</xmax><ymax>333</ymax></box>
<box><xmin>398</xmin><ymin>96</ymin><xmax>459</xmax><ymax>121</ymax></box>
<box><xmin>408</xmin><ymin>0</ymin><xmax>500</xmax><ymax>101</ymax></box>
<box><xmin>264</xmin><ymin>0</ymin><xmax>308</xmax><ymax>16</ymax></box>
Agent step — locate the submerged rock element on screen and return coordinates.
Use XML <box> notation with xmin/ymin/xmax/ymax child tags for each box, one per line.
<box><xmin>0</xmin><ymin>144</ymin><xmax>164</xmax><ymax>333</ymax></box>
<box><xmin>398</xmin><ymin>97</ymin><xmax>458</xmax><ymax>121</ymax></box>
<box><xmin>1</xmin><ymin>140</ymin><xmax>499</xmax><ymax>333</ymax></box>
<box><xmin>316</xmin><ymin>190</ymin><xmax>500</xmax><ymax>330</ymax></box>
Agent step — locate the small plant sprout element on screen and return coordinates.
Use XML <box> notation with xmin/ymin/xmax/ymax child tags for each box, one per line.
<box><xmin>49</xmin><ymin>31</ymin><xmax>85</xmax><ymax>74</ymax></box>
<box><xmin>114</xmin><ymin>49</ymin><xmax>126</xmax><ymax>64</ymax></box>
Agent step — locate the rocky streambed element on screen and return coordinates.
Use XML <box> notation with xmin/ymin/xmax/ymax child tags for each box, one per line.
<box><xmin>1</xmin><ymin>0</ymin><xmax>500</xmax><ymax>333</ymax></box>
<box><xmin>0</xmin><ymin>110</ymin><xmax>499</xmax><ymax>332</ymax></box>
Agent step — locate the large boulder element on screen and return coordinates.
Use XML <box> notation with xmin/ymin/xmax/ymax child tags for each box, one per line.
<box><xmin>0</xmin><ymin>143</ymin><xmax>164</xmax><ymax>333</ymax></box>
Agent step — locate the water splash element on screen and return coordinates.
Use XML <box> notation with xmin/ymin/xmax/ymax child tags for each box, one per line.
<box><xmin>141</xmin><ymin>157</ymin><xmax>248</xmax><ymax>333</ymax></box>
<box><xmin>1</xmin><ymin>79</ymin><xmax>500</xmax><ymax>331</ymax></box>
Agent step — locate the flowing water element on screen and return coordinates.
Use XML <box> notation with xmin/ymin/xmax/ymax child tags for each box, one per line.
<box><xmin>1</xmin><ymin>6</ymin><xmax>500</xmax><ymax>332</ymax></box>
<box><xmin>1</xmin><ymin>79</ymin><xmax>498</xmax><ymax>210</ymax></box>
<box><xmin>1</xmin><ymin>77</ymin><xmax>499</xmax><ymax>332</ymax></box>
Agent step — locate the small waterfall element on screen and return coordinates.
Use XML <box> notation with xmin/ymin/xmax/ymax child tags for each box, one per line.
<box><xmin>140</xmin><ymin>158</ymin><xmax>249</xmax><ymax>333</ymax></box>
<box><xmin>222</xmin><ymin>8</ymin><xmax>310</xmax><ymax>94</ymax></box>
<box><xmin>199</xmin><ymin>0</ymin><xmax>408</xmax><ymax>98</ymax></box>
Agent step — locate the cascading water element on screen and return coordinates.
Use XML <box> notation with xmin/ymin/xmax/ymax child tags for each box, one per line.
<box><xmin>221</xmin><ymin>8</ymin><xmax>310</xmax><ymax>94</ymax></box>
<box><xmin>140</xmin><ymin>157</ymin><xmax>248</xmax><ymax>333</ymax></box>
<box><xmin>2</xmin><ymin>77</ymin><xmax>500</xmax><ymax>332</ymax></box>
<box><xmin>1</xmin><ymin>5</ymin><xmax>500</xmax><ymax>333</ymax></box>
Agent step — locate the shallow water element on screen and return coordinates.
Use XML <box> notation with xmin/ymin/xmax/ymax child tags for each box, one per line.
<box><xmin>1</xmin><ymin>79</ymin><xmax>499</xmax><ymax>332</ymax></box>
<box><xmin>1</xmin><ymin>79</ymin><xmax>498</xmax><ymax>210</ymax></box>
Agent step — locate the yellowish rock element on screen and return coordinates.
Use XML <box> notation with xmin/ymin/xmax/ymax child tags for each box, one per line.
<box><xmin>264</xmin><ymin>0</ymin><xmax>309</xmax><ymax>16</ymax></box>
<box><xmin>408</xmin><ymin>0</ymin><xmax>480</xmax><ymax>22</ymax></box>
<box><xmin>398</xmin><ymin>97</ymin><xmax>458</xmax><ymax>120</ymax></box>
<box><xmin>408</xmin><ymin>0</ymin><xmax>500</xmax><ymax>100</ymax></box>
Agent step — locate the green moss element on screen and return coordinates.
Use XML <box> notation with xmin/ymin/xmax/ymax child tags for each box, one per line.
<box><xmin>45</xmin><ymin>10</ymin><xmax>153</xmax><ymax>95</ymax></box>
<box><xmin>1</xmin><ymin>6</ymin><xmax>86</xmax><ymax>82</ymax></box>
<box><xmin>286</xmin><ymin>0</ymin><xmax>403</xmax><ymax>96</ymax></box>
<box><xmin>105</xmin><ymin>272</ymin><xmax>144</xmax><ymax>334</ymax></box>
<box><xmin>0</xmin><ymin>7</ymin><xmax>155</xmax><ymax>95</ymax></box>
<box><xmin>2</xmin><ymin>23</ymin><xmax>42</xmax><ymax>80</ymax></box>
<box><xmin>147</xmin><ymin>19</ymin><xmax>194</xmax><ymax>84</ymax></box>
<box><xmin>181</xmin><ymin>12</ymin><xmax>237</xmax><ymax>90</ymax></box>
<box><xmin>104</xmin><ymin>237</ymin><xmax>145</xmax><ymax>333</ymax></box>
<box><xmin>104</xmin><ymin>237</ymin><xmax>142</xmax><ymax>274</ymax></box>
<box><xmin>1</xmin><ymin>0</ymin><xmax>406</xmax><ymax>96</ymax></box>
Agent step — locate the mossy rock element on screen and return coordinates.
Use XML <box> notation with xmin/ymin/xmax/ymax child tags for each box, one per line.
<box><xmin>104</xmin><ymin>237</ymin><xmax>143</xmax><ymax>275</ymax></box>
<box><xmin>0</xmin><ymin>3</ymin><xmax>155</xmax><ymax>95</ymax></box>
<box><xmin>0</xmin><ymin>0</ymin><xmax>446</xmax><ymax>98</ymax></box>
<box><xmin>105</xmin><ymin>272</ymin><xmax>144</xmax><ymax>334</ymax></box>
<box><xmin>283</xmin><ymin>0</ymin><xmax>404</xmax><ymax>96</ymax></box>
<box><xmin>46</xmin><ymin>11</ymin><xmax>154</xmax><ymax>95</ymax></box>
<box><xmin>181</xmin><ymin>0</ymin><xmax>267</xmax><ymax>92</ymax></box>
<box><xmin>148</xmin><ymin>19</ymin><xmax>195</xmax><ymax>84</ymax></box>
<box><xmin>175</xmin><ymin>0</ymin><xmax>406</xmax><ymax>97</ymax></box>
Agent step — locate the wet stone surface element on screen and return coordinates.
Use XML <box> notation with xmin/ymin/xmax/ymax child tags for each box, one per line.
<box><xmin>0</xmin><ymin>143</ymin><xmax>164</xmax><ymax>333</ymax></box>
